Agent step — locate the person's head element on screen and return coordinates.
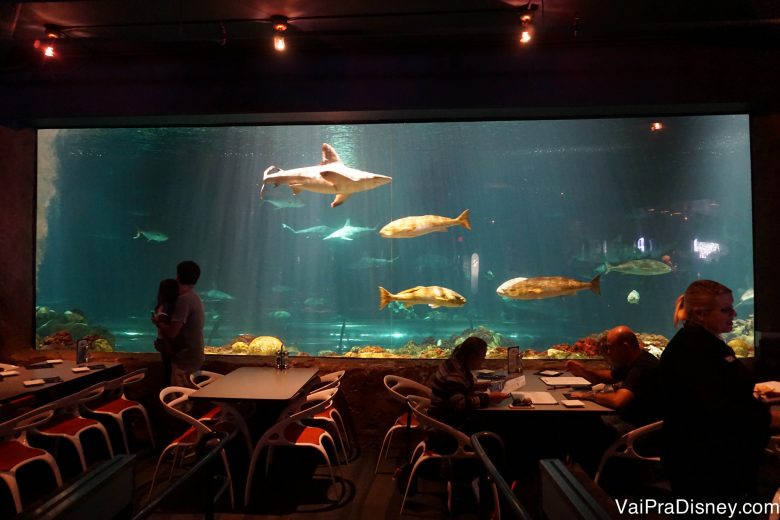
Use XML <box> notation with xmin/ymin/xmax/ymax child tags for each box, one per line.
<box><xmin>673</xmin><ymin>280</ymin><xmax>736</xmax><ymax>335</ymax></box>
<box><xmin>176</xmin><ymin>260</ymin><xmax>201</xmax><ymax>286</ymax></box>
<box><xmin>452</xmin><ymin>336</ymin><xmax>488</xmax><ymax>370</ymax></box>
<box><xmin>604</xmin><ymin>325</ymin><xmax>641</xmax><ymax>368</ymax></box>
<box><xmin>157</xmin><ymin>278</ymin><xmax>179</xmax><ymax>306</ymax></box>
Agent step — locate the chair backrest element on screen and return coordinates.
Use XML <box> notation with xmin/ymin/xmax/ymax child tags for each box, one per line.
<box><xmin>0</xmin><ymin>403</ymin><xmax>57</xmax><ymax>441</ymax></box>
<box><xmin>311</xmin><ymin>370</ymin><xmax>345</xmax><ymax>392</ymax></box>
<box><xmin>286</xmin><ymin>387</ymin><xmax>339</xmax><ymax>423</ymax></box>
<box><xmin>384</xmin><ymin>375</ymin><xmax>433</xmax><ymax>403</ymax></box>
<box><xmin>189</xmin><ymin>370</ymin><xmax>223</xmax><ymax>389</ymax></box>
<box><xmin>103</xmin><ymin>368</ymin><xmax>147</xmax><ymax>392</ymax></box>
<box><xmin>407</xmin><ymin>395</ymin><xmax>471</xmax><ymax>454</ymax></box>
<box><xmin>158</xmin><ymin>386</ymin><xmax>212</xmax><ymax>435</ymax></box>
<box><xmin>594</xmin><ymin>420</ymin><xmax>663</xmax><ymax>484</ymax></box>
<box><xmin>53</xmin><ymin>381</ymin><xmax>107</xmax><ymax>415</ymax></box>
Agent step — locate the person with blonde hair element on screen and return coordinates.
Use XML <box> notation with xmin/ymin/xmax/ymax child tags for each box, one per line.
<box><xmin>659</xmin><ymin>280</ymin><xmax>770</xmax><ymax>504</ymax></box>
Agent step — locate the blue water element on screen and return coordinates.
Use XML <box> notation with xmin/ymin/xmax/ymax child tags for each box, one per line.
<box><xmin>35</xmin><ymin>116</ymin><xmax>754</xmax><ymax>355</ymax></box>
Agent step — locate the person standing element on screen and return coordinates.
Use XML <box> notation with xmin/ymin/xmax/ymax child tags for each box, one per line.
<box><xmin>153</xmin><ymin>278</ymin><xmax>179</xmax><ymax>386</ymax></box>
<box><xmin>153</xmin><ymin>261</ymin><xmax>205</xmax><ymax>387</ymax></box>
<box><xmin>659</xmin><ymin>280</ymin><xmax>770</xmax><ymax>504</ymax></box>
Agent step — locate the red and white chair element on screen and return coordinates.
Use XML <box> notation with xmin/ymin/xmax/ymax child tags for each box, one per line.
<box><xmin>375</xmin><ymin>374</ymin><xmax>432</xmax><ymax>473</ymax></box>
<box><xmin>148</xmin><ymin>386</ymin><xmax>237</xmax><ymax>508</ymax></box>
<box><xmin>400</xmin><ymin>395</ymin><xmax>497</xmax><ymax>516</ymax></box>
<box><xmin>82</xmin><ymin>368</ymin><xmax>154</xmax><ymax>453</ymax></box>
<box><xmin>299</xmin><ymin>370</ymin><xmax>351</xmax><ymax>460</ymax></box>
<box><xmin>594</xmin><ymin>420</ymin><xmax>663</xmax><ymax>485</ymax></box>
<box><xmin>30</xmin><ymin>383</ymin><xmax>115</xmax><ymax>472</ymax></box>
<box><xmin>0</xmin><ymin>405</ymin><xmax>63</xmax><ymax>514</ymax></box>
<box><xmin>189</xmin><ymin>370</ymin><xmax>224</xmax><ymax>389</ymax></box>
<box><xmin>244</xmin><ymin>387</ymin><xmax>341</xmax><ymax>507</ymax></box>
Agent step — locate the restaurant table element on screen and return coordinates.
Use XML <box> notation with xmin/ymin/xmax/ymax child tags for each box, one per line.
<box><xmin>0</xmin><ymin>359</ymin><xmax>124</xmax><ymax>420</ymax></box>
<box><xmin>481</xmin><ymin>372</ymin><xmax>616</xmax><ymax>414</ymax></box>
<box><xmin>188</xmin><ymin>367</ymin><xmax>319</xmax><ymax>403</ymax></box>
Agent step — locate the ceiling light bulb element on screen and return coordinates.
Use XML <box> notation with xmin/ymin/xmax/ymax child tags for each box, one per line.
<box><xmin>273</xmin><ymin>34</ymin><xmax>286</xmax><ymax>51</ymax></box>
<box><xmin>43</xmin><ymin>44</ymin><xmax>55</xmax><ymax>57</ymax></box>
<box><xmin>650</xmin><ymin>122</ymin><xmax>664</xmax><ymax>132</ymax></box>
<box><xmin>520</xmin><ymin>30</ymin><xmax>532</xmax><ymax>44</ymax></box>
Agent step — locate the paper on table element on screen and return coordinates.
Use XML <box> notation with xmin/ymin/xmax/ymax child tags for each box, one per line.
<box><xmin>72</xmin><ymin>367</ymin><xmax>90</xmax><ymax>373</ymax></box>
<box><xmin>1</xmin><ymin>370</ymin><xmax>20</xmax><ymax>377</ymax></box>
<box><xmin>23</xmin><ymin>379</ymin><xmax>46</xmax><ymax>386</ymax></box>
<box><xmin>511</xmin><ymin>391</ymin><xmax>558</xmax><ymax>405</ymax></box>
<box><xmin>540</xmin><ymin>376</ymin><xmax>591</xmax><ymax>387</ymax></box>
<box><xmin>561</xmin><ymin>399</ymin><xmax>585</xmax><ymax>408</ymax></box>
<box><xmin>503</xmin><ymin>375</ymin><xmax>526</xmax><ymax>392</ymax></box>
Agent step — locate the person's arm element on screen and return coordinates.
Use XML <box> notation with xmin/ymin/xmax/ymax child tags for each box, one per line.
<box><xmin>156</xmin><ymin>319</ymin><xmax>183</xmax><ymax>340</ymax></box>
<box><xmin>564</xmin><ymin>360</ymin><xmax>616</xmax><ymax>384</ymax></box>
<box><xmin>570</xmin><ymin>388</ymin><xmax>635</xmax><ymax>410</ymax></box>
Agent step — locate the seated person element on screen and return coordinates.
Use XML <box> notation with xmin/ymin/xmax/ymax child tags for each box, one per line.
<box><xmin>428</xmin><ymin>336</ymin><xmax>507</xmax><ymax>433</ymax></box>
<box><xmin>563</xmin><ymin>325</ymin><xmax>660</xmax><ymax>476</ymax></box>
<box><xmin>566</xmin><ymin>324</ymin><xmax>660</xmax><ymax>432</ymax></box>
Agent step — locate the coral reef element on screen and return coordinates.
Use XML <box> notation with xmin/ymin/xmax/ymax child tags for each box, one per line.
<box><xmin>35</xmin><ymin>306</ymin><xmax>115</xmax><ymax>351</ymax></box>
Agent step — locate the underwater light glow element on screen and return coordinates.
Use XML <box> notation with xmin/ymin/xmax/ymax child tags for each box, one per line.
<box><xmin>693</xmin><ymin>238</ymin><xmax>721</xmax><ymax>260</ymax></box>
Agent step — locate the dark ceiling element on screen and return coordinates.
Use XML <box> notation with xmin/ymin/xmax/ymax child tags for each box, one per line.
<box><xmin>3</xmin><ymin>0</ymin><xmax>779</xmax><ymax>58</ymax></box>
<box><xmin>1</xmin><ymin>1</ymin><xmax>779</xmax><ymax>125</ymax></box>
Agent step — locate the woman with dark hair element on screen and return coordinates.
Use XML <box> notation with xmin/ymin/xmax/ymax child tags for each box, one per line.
<box><xmin>153</xmin><ymin>278</ymin><xmax>179</xmax><ymax>386</ymax></box>
<box><xmin>659</xmin><ymin>280</ymin><xmax>771</xmax><ymax>503</ymax></box>
<box><xmin>428</xmin><ymin>336</ymin><xmax>507</xmax><ymax>431</ymax></box>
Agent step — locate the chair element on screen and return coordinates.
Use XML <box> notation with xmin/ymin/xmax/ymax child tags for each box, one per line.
<box><xmin>81</xmin><ymin>368</ymin><xmax>155</xmax><ymax>453</ymax></box>
<box><xmin>0</xmin><ymin>405</ymin><xmax>63</xmax><ymax>514</ymax></box>
<box><xmin>375</xmin><ymin>374</ymin><xmax>432</xmax><ymax>473</ymax></box>
<box><xmin>471</xmin><ymin>431</ymin><xmax>533</xmax><ymax>520</ymax></box>
<box><xmin>147</xmin><ymin>386</ymin><xmax>237</xmax><ymax>508</ymax></box>
<box><xmin>189</xmin><ymin>369</ymin><xmax>224</xmax><ymax>389</ymax></box>
<box><xmin>30</xmin><ymin>383</ymin><xmax>115</xmax><ymax>472</ymax></box>
<box><xmin>400</xmin><ymin>395</ymin><xmax>496</xmax><ymax>515</ymax></box>
<box><xmin>301</xmin><ymin>371</ymin><xmax>351</xmax><ymax>459</ymax></box>
<box><xmin>593</xmin><ymin>420</ymin><xmax>663</xmax><ymax>485</ymax></box>
<box><xmin>245</xmin><ymin>387</ymin><xmax>341</xmax><ymax>507</ymax></box>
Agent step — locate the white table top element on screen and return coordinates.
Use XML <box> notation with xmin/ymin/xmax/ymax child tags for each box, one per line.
<box><xmin>189</xmin><ymin>367</ymin><xmax>319</xmax><ymax>402</ymax></box>
<box><xmin>483</xmin><ymin>372</ymin><xmax>615</xmax><ymax>414</ymax></box>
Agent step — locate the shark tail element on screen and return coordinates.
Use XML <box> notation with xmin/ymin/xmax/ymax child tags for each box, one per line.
<box><xmin>590</xmin><ymin>274</ymin><xmax>601</xmax><ymax>296</ymax></box>
<box><xmin>378</xmin><ymin>287</ymin><xmax>393</xmax><ymax>310</ymax></box>
<box><xmin>133</xmin><ymin>228</ymin><xmax>141</xmax><ymax>240</ymax></box>
<box><xmin>282</xmin><ymin>223</ymin><xmax>298</xmax><ymax>233</ymax></box>
<box><xmin>260</xmin><ymin>165</ymin><xmax>280</xmax><ymax>199</ymax></box>
<box><xmin>456</xmin><ymin>209</ymin><xmax>471</xmax><ymax>230</ymax></box>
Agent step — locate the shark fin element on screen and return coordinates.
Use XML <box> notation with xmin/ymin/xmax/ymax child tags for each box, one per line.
<box><xmin>290</xmin><ymin>185</ymin><xmax>303</xmax><ymax>196</ymax></box>
<box><xmin>331</xmin><ymin>193</ymin><xmax>352</xmax><ymax>207</ymax></box>
<box><xmin>321</xmin><ymin>143</ymin><xmax>341</xmax><ymax>165</ymax></box>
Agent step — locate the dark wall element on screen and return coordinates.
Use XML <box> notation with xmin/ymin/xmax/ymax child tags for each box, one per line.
<box><xmin>1</xmin><ymin>38</ymin><xmax>779</xmax><ymax>364</ymax></box>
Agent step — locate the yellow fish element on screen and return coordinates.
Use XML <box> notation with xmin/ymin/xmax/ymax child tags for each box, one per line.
<box><xmin>496</xmin><ymin>275</ymin><xmax>601</xmax><ymax>300</ymax></box>
<box><xmin>378</xmin><ymin>286</ymin><xmax>466</xmax><ymax>309</ymax></box>
<box><xmin>379</xmin><ymin>210</ymin><xmax>471</xmax><ymax>238</ymax></box>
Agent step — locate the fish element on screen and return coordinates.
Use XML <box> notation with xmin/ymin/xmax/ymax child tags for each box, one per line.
<box><xmin>260</xmin><ymin>143</ymin><xmax>392</xmax><ymax>208</ymax></box>
<box><xmin>379</xmin><ymin>210</ymin><xmax>471</xmax><ymax>238</ymax></box>
<box><xmin>201</xmin><ymin>289</ymin><xmax>235</xmax><ymax>302</ymax></box>
<box><xmin>303</xmin><ymin>297</ymin><xmax>327</xmax><ymax>307</ymax></box>
<box><xmin>736</xmin><ymin>288</ymin><xmax>754</xmax><ymax>307</ymax></box>
<box><xmin>262</xmin><ymin>198</ymin><xmax>305</xmax><ymax>210</ymax></box>
<box><xmin>602</xmin><ymin>259</ymin><xmax>672</xmax><ymax>276</ymax></box>
<box><xmin>349</xmin><ymin>256</ymin><xmax>399</xmax><ymax>269</ymax></box>
<box><xmin>133</xmin><ymin>228</ymin><xmax>168</xmax><ymax>242</ymax></box>
<box><xmin>281</xmin><ymin>223</ymin><xmax>335</xmax><ymax>236</ymax></box>
<box><xmin>496</xmin><ymin>275</ymin><xmax>601</xmax><ymax>300</ymax></box>
<box><xmin>268</xmin><ymin>310</ymin><xmax>292</xmax><ymax>319</ymax></box>
<box><xmin>379</xmin><ymin>285</ymin><xmax>467</xmax><ymax>309</ymax></box>
<box><xmin>323</xmin><ymin>219</ymin><xmax>377</xmax><ymax>241</ymax></box>
<box><xmin>627</xmin><ymin>290</ymin><xmax>640</xmax><ymax>304</ymax></box>
<box><xmin>482</xmin><ymin>270</ymin><xmax>495</xmax><ymax>281</ymax></box>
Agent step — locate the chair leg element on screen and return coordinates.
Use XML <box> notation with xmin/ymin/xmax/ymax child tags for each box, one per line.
<box><xmin>374</xmin><ymin>424</ymin><xmax>401</xmax><ymax>474</ymax></box>
<box><xmin>116</xmin><ymin>416</ymin><xmax>131</xmax><ymax>454</ymax></box>
<box><xmin>400</xmin><ymin>453</ymin><xmax>434</xmax><ymax>514</ymax></box>
<box><xmin>147</xmin><ymin>443</ymin><xmax>178</xmax><ymax>502</ymax></box>
<box><xmin>244</xmin><ymin>440</ymin><xmax>268</xmax><ymax>507</ymax></box>
<box><xmin>312</xmin><ymin>444</ymin><xmax>336</xmax><ymax>484</ymax></box>
<box><xmin>218</xmin><ymin>449</ymin><xmax>235</xmax><ymax>509</ymax></box>
<box><xmin>0</xmin><ymin>473</ymin><xmax>23</xmax><ymax>514</ymax></box>
<box><xmin>136</xmin><ymin>406</ymin><xmax>156</xmax><ymax>448</ymax></box>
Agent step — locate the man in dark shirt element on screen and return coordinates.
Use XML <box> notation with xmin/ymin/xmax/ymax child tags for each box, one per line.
<box><xmin>563</xmin><ymin>325</ymin><xmax>661</xmax><ymax>475</ymax></box>
<box><xmin>566</xmin><ymin>325</ymin><xmax>660</xmax><ymax>432</ymax></box>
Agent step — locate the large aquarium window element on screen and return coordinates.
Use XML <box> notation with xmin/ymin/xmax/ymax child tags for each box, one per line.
<box><xmin>35</xmin><ymin>115</ymin><xmax>755</xmax><ymax>360</ymax></box>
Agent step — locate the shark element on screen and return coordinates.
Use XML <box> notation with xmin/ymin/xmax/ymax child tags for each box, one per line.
<box><xmin>323</xmin><ymin>219</ymin><xmax>378</xmax><ymax>241</ymax></box>
<box><xmin>260</xmin><ymin>143</ymin><xmax>392</xmax><ymax>208</ymax></box>
<box><xmin>261</xmin><ymin>198</ymin><xmax>305</xmax><ymax>210</ymax></box>
<box><xmin>281</xmin><ymin>223</ymin><xmax>335</xmax><ymax>236</ymax></box>
<box><xmin>133</xmin><ymin>228</ymin><xmax>168</xmax><ymax>242</ymax></box>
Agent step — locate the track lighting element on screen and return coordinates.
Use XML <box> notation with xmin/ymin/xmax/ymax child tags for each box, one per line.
<box><xmin>518</xmin><ymin>3</ymin><xmax>538</xmax><ymax>45</ymax></box>
<box><xmin>270</xmin><ymin>15</ymin><xmax>288</xmax><ymax>52</ymax></box>
<box><xmin>33</xmin><ymin>24</ymin><xmax>63</xmax><ymax>58</ymax></box>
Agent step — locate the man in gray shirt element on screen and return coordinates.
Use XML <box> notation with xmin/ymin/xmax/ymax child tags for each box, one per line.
<box><xmin>153</xmin><ymin>260</ymin><xmax>205</xmax><ymax>387</ymax></box>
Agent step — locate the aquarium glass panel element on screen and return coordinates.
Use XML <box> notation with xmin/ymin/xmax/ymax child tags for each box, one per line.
<box><xmin>36</xmin><ymin>115</ymin><xmax>755</xmax><ymax>359</ymax></box>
